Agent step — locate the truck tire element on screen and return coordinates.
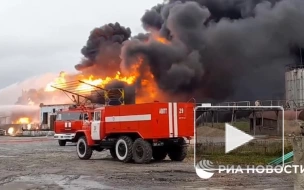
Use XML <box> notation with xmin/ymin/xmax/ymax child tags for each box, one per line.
<box><xmin>58</xmin><ymin>140</ymin><xmax>66</xmax><ymax>146</ymax></box>
<box><xmin>132</xmin><ymin>138</ymin><xmax>152</xmax><ymax>164</ymax></box>
<box><xmin>76</xmin><ymin>136</ymin><xmax>93</xmax><ymax>160</ymax></box>
<box><xmin>115</xmin><ymin>136</ymin><xmax>133</xmax><ymax>163</ymax></box>
<box><xmin>109</xmin><ymin>148</ymin><xmax>117</xmax><ymax>159</ymax></box>
<box><xmin>152</xmin><ymin>147</ymin><xmax>167</xmax><ymax>161</ymax></box>
<box><xmin>168</xmin><ymin>139</ymin><xmax>187</xmax><ymax>161</ymax></box>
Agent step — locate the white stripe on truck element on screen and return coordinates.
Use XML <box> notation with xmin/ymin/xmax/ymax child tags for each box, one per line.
<box><xmin>173</xmin><ymin>102</ymin><xmax>178</xmax><ymax>137</ymax></box>
<box><xmin>105</xmin><ymin>114</ymin><xmax>151</xmax><ymax>122</ymax></box>
<box><xmin>168</xmin><ymin>102</ymin><xmax>173</xmax><ymax>138</ymax></box>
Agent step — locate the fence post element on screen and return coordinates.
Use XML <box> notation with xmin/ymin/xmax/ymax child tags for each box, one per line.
<box><xmin>293</xmin><ymin>136</ymin><xmax>304</xmax><ymax>190</ymax></box>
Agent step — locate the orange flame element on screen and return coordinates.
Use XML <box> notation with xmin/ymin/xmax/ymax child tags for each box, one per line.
<box><xmin>15</xmin><ymin>117</ymin><xmax>30</xmax><ymax>124</ymax></box>
<box><xmin>28</xmin><ymin>98</ymin><xmax>35</xmax><ymax>105</ymax></box>
<box><xmin>155</xmin><ymin>37</ymin><xmax>169</xmax><ymax>44</ymax></box>
<box><xmin>7</xmin><ymin>127</ymin><xmax>14</xmax><ymax>135</ymax></box>
<box><xmin>45</xmin><ymin>71</ymin><xmax>66</xmax><ymax>92</ymax></box>
<box><xmin>44</xmin><ymin>57</ymin><xmax>161</xmax><ymax>103</ymax></box>
<box><xmin>75</xmin><ymin>71</ymin><xmax>136</xmax><ymax>92</ymax></box>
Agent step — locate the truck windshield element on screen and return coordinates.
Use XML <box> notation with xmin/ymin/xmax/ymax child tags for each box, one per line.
<box><xmin>56</xmin><ymin>112</ymin><xmax>83</xmax><ymax>121</ymax></box>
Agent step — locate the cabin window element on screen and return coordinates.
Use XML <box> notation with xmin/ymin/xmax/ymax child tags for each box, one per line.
<box><xmin>56</xmin><ymin>113</ymin><xmax>62</xmax><ymax>120</ymax></box>
<box><xmin>83</xmin><ymin>113</ymin><xmax>89</xmax><ymax>121</ymax></box>
<box><xmin>94</xmin><ymin>112</ymin><xmax>101</xmax><ymax>121</ymax></box>
<box><xmin>56</xmin><ymin>112</ymin><xmax>82</xmax><ymax>121</ymax></box>
<box><xmin>91</xmin><ymin>112</ymin><xmax>94</xmax><ymax>120</ymax></box>
<box><xmin>79</xmin><ymin>113</ymin><xmax>91</xmax><ymax>120</ymax></box>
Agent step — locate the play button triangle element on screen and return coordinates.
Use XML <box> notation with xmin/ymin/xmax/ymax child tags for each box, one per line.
<box><xmin>225</xmin><ymin>123</ymin><xmax>254</xmax><ymax>154</ymax></box>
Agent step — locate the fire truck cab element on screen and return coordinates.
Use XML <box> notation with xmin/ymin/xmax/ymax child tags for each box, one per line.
<box><xmin>74</xmin><ymin>102</ymin><xmax>194</xmax><ymax>164</ymax></box>
<box><xmin>53</xmin><ymin>106</ymin><xmax>94</xmax><ymax>146</ymax></box>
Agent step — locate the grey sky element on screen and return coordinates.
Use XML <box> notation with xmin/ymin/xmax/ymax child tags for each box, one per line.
<box><xmin>0</xmin><ymin>0</ymin><xmax>163</xmax><ymax>88</ymax></box>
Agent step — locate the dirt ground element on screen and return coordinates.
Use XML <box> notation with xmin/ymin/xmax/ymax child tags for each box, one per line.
<box><xmin>0</xmin><ymin>136</ymin><xmax>294</xmax><ymax>190</ymax></box>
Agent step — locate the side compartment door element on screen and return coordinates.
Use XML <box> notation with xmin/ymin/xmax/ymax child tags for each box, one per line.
<box><xmin>91</xmin><ymin>111</ymin><xmax>101</xmax><ymax>140</ymax></box>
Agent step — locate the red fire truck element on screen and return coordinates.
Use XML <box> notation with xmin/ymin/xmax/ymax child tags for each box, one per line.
<box><xmin>73</xmin><ymin>102</ymin><xmax>194</xmax><ymax>164</ymax></box>
<box><xmin>53</xmin><ymin>105</ymin><xmax>95</xmax><ymax>146</ymax></box>
<box><xmin>49</xmin><ymin>80</ymin><xmax>194</xmax><ymax>163</ymax></box>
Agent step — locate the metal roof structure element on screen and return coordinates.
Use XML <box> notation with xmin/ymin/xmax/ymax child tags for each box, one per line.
<box><xmin>50</xmin><ymin>80</ymin><xmax>125</xmax><ymax>105</ymax></box>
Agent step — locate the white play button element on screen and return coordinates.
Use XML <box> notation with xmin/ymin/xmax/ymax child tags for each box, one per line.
<box><xmin>225</xmin><ymin>123</ymin><xmax>254</xmax><ymax>153</ymax></box>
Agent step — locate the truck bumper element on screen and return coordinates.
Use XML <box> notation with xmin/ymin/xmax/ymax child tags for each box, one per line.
<box><xmin>54</xmin><ymin>133</ymin><xmax>76</xmax><ymax>141</ymax></box>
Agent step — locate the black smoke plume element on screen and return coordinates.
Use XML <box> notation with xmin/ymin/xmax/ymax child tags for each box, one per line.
<box><xmin>121</xmin><ymin>0</ymin><xmax>304</xmax><ymax>102</ymax></box>
<box><xmin>75</xmin><ymin>22</ymin><xmax>131</xmax><ymax>78</ymax></box>
<box><xmin>73</xmin><ymin>0</ymin><xmax>304</xmax><ymax>103</ymax></box>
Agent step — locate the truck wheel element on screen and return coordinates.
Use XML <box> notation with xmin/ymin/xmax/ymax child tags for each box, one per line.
<box><xmin>168</xmin><ymin>139</ymin><xmax>187</xmax><ymax>161</ymax></box>
<box><xmin>152</xmin><ymin>147</ymin><xmax>167</xmax><ymax>161</ymax></box>
<box><xmin>132</xmin><ymin>138</ymin><xmax>152</xmax><ymax>164</ymax></box>
<box><xmin>115</xmin><ymin>136</ymin><xmax>133</xmax><ymax>163</ymax></box>
<box><xmin>58</xmin><ymin>140</ymin><xmax>66</xmax><ymax>146</ymax></box>
<box><xmin>109</xmin><ymin>148</ymin><xmax>117</xmax><ymax>159</ymax></box>
<box><xmin>77</xmin><ymin>136</ymin><xmax>93</xmax><ymax>160</ymax></box>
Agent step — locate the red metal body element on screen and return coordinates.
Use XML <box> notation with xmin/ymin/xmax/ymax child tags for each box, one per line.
<box><xmin>53</xmin><ymin>106</ymin><xmax>94</xmax><ymax>143</ymax></box>
<box><xmin>86</xmin><ymin>102</ymin><xmax>194</xmax><ymax>145</ymax></box>
<box><xmin>73</xmin><ymin>102</ymin><xmax>194</xmax><ymax>163</ymax></box>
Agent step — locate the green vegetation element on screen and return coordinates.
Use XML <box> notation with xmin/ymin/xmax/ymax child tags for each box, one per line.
<box><xmin>200</xmin><ymin>154</ymin><xmax>276</xmax><ymax>166</ymax></box>
<box><xmin>187</xmin><ymin>140</ymin><xmax>293</xmax><ymax>165</ymax></box>
<box><xmin>233</xmin><ymin>121</ymin><xmax>250</xmax><ymax>132</ymax></box>
<box><xmin>193</xmin><ymin>121</ymin><xmax>295</xmax><ymax>165</ymax></box>
<box><xmin>202</xmin><ymin>121</ymin><xmax>250</xmax><ymax>132</ymax></box>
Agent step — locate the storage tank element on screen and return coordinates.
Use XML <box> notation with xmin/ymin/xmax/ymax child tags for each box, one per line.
<box><xmin>285</xmin><ymin>65</ymin><xmax>304</xmax><ymax>109</ymax></box>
